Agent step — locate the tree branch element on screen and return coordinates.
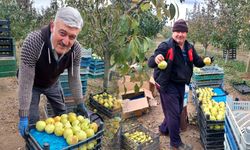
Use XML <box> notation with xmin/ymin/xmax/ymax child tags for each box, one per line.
<box><xmin>126</xmin><ymin>0</ymin><xmax>147</xmax><ymax>14</ymax></box>
<box><xmin>96</xmin><ymin>0</ymin><xmax>111</xmax><ymax>45</ymax></box>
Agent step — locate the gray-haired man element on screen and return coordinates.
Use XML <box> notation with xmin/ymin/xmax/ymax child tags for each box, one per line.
<box><xmin>18</xmin><ymin>7</ymin><xmax>91</xmax><ymax>137</ymax></box>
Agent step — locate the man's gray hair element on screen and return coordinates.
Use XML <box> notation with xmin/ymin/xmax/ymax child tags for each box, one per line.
<box><xmin>55</xmin><ymin>6</ymin><xmax>83</xmax><ymax>29</ymax></box>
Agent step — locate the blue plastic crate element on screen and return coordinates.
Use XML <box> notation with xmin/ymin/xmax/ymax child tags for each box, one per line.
<box><xmin>213</xmin><ymin>88</ymin><xmax>227</xmax><ymax>97</ymax></box>
<box><xmin>226</xmin><ymin>98</ymin><xmax>250</xmax><ymax>150</ymax></box>
<box><xmin>212</xmin><ymin>95</ymin><xmax>227</xmax><ymax>103</ymax></box>
<box><xmin>25</xmin><ymin>113</ymin><xmax>104</xmax><ymax>150</ymax></box>
<box><xmin>80</xmin><ymin>73</ymin><xmax>89</xmax><ymax>80</ymax></box>
<box><xmin>81</xmin><ymin>57</ymin><xmax>92</xmax><ymax>61</ymax></box>
<box><xmin>89</xmin><ymin>64</ymin><xmax>104</xmax><ymax>70</ymax></box>
<box><xmin>89</xmin><ymin>69</ymin><xmax>104</xmax><ymax>74</ymax></box>
<box><xmin>90</xmin><ymin>59</ymin><xmax>104</xmax><ymax>65</ymax></box>
<box><xmin>80</xmin><ymin>59</ymin><xmax>91</xmax><ymax>67</ymax></box>
<box><xmin>225</xmin><ymin>118</ymin><xmax>239</xmax><ymax>150</ymax></box>
<box><xmin>29</xmin><ymin>129</ymin><xmax>68</xmax><ymax>150</ymax></box>
<box><xmin>61</xmin><ymin>80</ymin><xmax>87</xmax><ymax>89</ymax></box>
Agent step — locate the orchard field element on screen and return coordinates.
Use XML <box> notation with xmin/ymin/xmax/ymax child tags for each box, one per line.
<box><xmin>0</xmin><ymin>37</ymin><xmax>249</xmax><ymax>150</ymax></box>
<box><xmin>0</xmin><ymin>1</ymin><xmax>249</xmax><ymax>149</ymax></box>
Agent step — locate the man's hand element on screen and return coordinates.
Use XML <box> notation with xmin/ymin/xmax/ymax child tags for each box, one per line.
<box><xmin>76</xmin><ymin>103</ymin><xmax>92</xmax><ymax>118</ymax></box>
<box><xmin>210</xmin><ymin>56</ymin><xmax>214</xmax><ymax>64</ymax></box>
<box><xmin>155</xmin><ymin>54</ymin><xmax>165</xmax><ymax>64</ymax></box>
<box><xmin>18</xmin><ymin>117</ymin><xmax>28</xmax><ymax>137</ymax></box>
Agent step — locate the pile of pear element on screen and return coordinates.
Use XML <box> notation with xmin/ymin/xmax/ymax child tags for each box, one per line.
<box><xmin>93</xmin><ymin>92</ymin><xmax>122</xmax><ymax>110</ymax></box>
<box><xmin>124</xmin><ymin>131</ymin><xmax>153</xmax><ymax>145</ymax></box>
<box><xmin>196</xmin><ymin>87</ymin><xmax>226</xmax><ymax>130</ymax></box>
<box><xmin>35</xmin><ymin>112</ymin><xmax>98</xmax><ymax>149</ymax></box>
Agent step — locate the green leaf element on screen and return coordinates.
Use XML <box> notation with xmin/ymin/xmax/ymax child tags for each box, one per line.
<box><xmin>143</xmin><ymin>38</ymin><xmax>149</xmax><ymax>52</ymax></box>
<box><xmin>156</xmin><ymin>9</ymin><xmax>162</xmax><ymax>20</ymax></box>
<box><xmin>152</xmin><ymin>0</ymin><xmax>157</xmax><ymax>6</ymax></box>
<box><xmin>129</xmin><ymin>37</ymin><xmax>138</xmax><ymax>58</ymax></box>
<box><xmin>119</xmin><ymin>15</ymin><xmax>129</xmax><ymax>33</ymax></box>
<box><xmin>131</xmin><ymin>19</ymin><xmax>139</xmax><ymax>30</ymax></box>
<box><xmin>140</xmin><ymin>3</ymin><xmax>151</xmax><ymax>12</ymax></box>
<box><xmin>169</xmin><ymin>3</ymin><xmax>176</xmax><ymax>20</ymax></box>
<box><xmin>134</xmin><ymin>83</ymin><xmax>140</xmax><ymax>93</ymax></box>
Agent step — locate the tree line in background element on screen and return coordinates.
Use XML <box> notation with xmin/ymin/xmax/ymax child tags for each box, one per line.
<box><xmin>0</xmin><ymin>0</ymin><xmax>249</xmax><ymax>90</ymax></box>
<box><xmin>187</xmin><ymin>0</ymin><xmax>250</xmax><ymax>54</ymax></box>
<box><xmin>0</xmin><ymin>0</ymin><xmax>179</xmax><ymax>90</ymax></box>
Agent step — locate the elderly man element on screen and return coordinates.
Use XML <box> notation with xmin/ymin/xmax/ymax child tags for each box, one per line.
<box><xmin>148</xmin><ymin>19</ymin><xmax>213</xmax><ymax>150</ymax></box>
<box><xmin>18</xmin><ymin>7</ymin><xmax>91</xmax><ymax>137</ymax></box>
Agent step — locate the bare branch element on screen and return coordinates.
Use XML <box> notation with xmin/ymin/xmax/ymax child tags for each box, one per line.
<box><xmin>126</xmin><ymin>0</ymin><xmax>147</xmax><ymax>14</ymax></box>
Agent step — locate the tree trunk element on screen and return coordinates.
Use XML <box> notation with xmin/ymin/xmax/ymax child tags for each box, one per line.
<box><xmin>203</xmin><ymin>43</ymin><xmax>208</xmax><ymax>56</ymax></box>
<box><xmin>103</xmin><ymin>50</ymin><xmax>110</xmax><ymax>90</ymax></box>
<box><xmin>246</xmin><ymin>52</ymin><xmax>250</xmax><ymax>72</ymax></box>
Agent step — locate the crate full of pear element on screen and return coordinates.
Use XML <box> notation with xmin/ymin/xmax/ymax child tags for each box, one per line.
<box><xmin>89</xmin><ymin>92</ymin><xmax>122</xmax><ymax>118</ymax></box>
<box><xmin>122</xmin><ymin>125</ymin><xmax>160</xmax><ymax>150</ymax></box>
<box><xmin>25</xmin><ymin>112</ymin><xmax>104</xmax><ymax>150</ymax></box>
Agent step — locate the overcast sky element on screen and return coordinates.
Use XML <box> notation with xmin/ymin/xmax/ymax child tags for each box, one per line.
<box><xmin>32</xmin><ymin>0</ymin><xmax>204</xmax><ymax>19</ymax></box>
<box><xmin>33</xmin><ymin>0</ymin><xmax>51</xmax><ymax>9</ymax></box>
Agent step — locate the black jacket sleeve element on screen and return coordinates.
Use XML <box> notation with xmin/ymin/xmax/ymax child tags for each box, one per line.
<box><xmin>192</xmin><ymin>47</ymin><xmax>206</xmax><ymax>68</ymax></box>
<box><xmin>148</xmin><ymin>42</ymin><xmax>169</xmax><ymax>68</ymax></box>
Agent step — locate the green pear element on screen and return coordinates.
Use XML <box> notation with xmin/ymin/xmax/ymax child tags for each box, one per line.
<box><xmin>36</xmin><ymin>120</ymin><xmax>46</xmax><ymax>132</ymax></box>
<box><xmin>158</xmin><ymin>61</ymin><xmax>168</xmax><ymax>70</ymax></box>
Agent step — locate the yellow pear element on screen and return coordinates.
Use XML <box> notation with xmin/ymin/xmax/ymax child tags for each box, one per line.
<box><xmin>203</xmin><ymin>57</ymin><xmax>211</xmax><ymax>65</ymax></box>
<box><xmin>158</xmin><ymin>61</ymin><xmax>168</xmax><ymax>70</ymax></box>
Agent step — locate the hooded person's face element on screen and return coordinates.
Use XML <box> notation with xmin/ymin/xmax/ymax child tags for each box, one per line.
<box><xmin>172</xmin><ymin>31</ymin><xmax>187</xmax><ymax>47</ymax></box>
<box><xmin>50</xmin><ymin>19</ymin><xmax>81</xmax><ymax>55</ymax></box>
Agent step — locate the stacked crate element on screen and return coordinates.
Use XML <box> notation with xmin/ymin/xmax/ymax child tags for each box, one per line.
<box><xmin>80</xmin><ymin>48</ymin><xmax>92</xmax><ymax>68</ymax></box>
<box><xmin>194</xmin><ymin>88</ymin><xmax>227</xmax><ymax>150</ymax></box>
<box><xmin>191</xmin><ymin>65</ymin><xmax>224</xmax><ymax>106</ymax></box>
<box><xmin>89</xmin><ymin>57</ymin><xmax>104</xmax><ymax>79</ymax></box>
<box><xmin>192</xmin><ymin>65</ymin><xmax>224</xmax><ymax>89</ymax></box>
<box><xmin>60</xmin><ymin>48</ymin><xmax>91</xmax><ymax>97</ymax></box>
<box><xmin>0</xmin><ymin>19</ymin><xmax>17</xmax><ymax>77</ymax></box>
<box><xmin>59</xmin><ymin>70</ymin><xmax>88</xmax><ymax>97</ymax></box>
<box><xmin>224</xmin><ymin>97</ymin><xmax>250</xmax><ymax>150</ymax></box>
<box><xmin>223</xmin><ymin>49</ymin><xmax>236</xmax><ymax>60</ymax></box>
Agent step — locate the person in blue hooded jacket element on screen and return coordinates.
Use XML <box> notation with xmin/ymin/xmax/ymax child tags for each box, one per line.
<box><xmin>148</xmin><ymin>19</ymin><xmax>213</xmax><ymax>150</ymax></box>
<box><xmin>18</xmin><ymin>7</ymin><xmax>91</xmax><ymax>137</ymax></box>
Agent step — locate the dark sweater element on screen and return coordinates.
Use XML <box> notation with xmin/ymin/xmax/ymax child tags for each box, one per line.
<box><xmin>34</xmin><ymin>26</ymin><xmax>75</xmax><ymax>88</ymax></box>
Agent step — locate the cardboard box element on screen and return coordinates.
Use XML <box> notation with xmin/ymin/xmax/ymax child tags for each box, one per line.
<box><xmin>120</xmin><ymin>90</ymin><xmax>151</xmax><ymax>119</ymax></box>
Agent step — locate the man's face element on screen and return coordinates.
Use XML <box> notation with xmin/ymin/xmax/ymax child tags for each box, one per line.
<box><xmin>50</xmin><ymin>20</ymin><xmax>81</xmax><ymax>55</ymax></box>
<box><xmin>172</xmin><ymin>31</ymin><xmax>187</xmax><ymax>46</ymax></box>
